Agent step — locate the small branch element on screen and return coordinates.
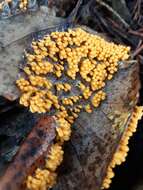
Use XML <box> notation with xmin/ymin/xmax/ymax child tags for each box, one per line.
<box><xmin>132</xmin><ymin>44</ymin><xmax>143</xmax><ymax>58</ymax></box>
<box><xmin>128</xmin><ymin>30</ymin><xmax>143</xmax><ymax>38</ymax></box>
<box><xmin>96</xmin><ymin>0</ymin><xmax>130</xmax><ymax>29</ymax></box>
<box><xmin>132</xmin><ymin>0</ymin><xmax>141</xmax><ymax>21</ymax></box>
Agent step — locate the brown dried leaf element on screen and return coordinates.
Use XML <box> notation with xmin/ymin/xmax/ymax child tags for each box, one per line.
<box><xmin>53</xmin><ymin>62</ymin><xmax>140</xmax><ymax>190</ymax></box>
<box><xmin>0</xmin><ymin>116</ymin><xmax>56</xmax><ymax>190</ymax></box>
<box><xmin>0</xmin><ymin>8</ymin><xmax>64</xmax><ymax>100</ymax></box>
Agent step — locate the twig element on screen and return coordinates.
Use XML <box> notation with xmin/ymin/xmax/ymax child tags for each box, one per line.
<box><xmin>132</xmin><ymin>44</ymin><xmax>143</xmax><ymax>58</ymax></box>
<box><xmin>133</xmin><ymin>0</ymin><xmax>141</xmax><ymax>21</ymax></box>
<box><xmin>96</xmin><ymin>0</ymin><xmax>130</xmax><ymax>28</ymax></box>
<box><xmin>128</xmin><ymin>30</ymin><xmax>143</xmax><ymax>38</ymax></box>
<box><xmin>137</xmin><ymin>28</ymin><xmax>143</xmax><ymax>32</ymax></box>
<box><xmin>136</xmin><ymin>39</ymin><xmax>143</xmax><ymax>49</ymax></box>
<box><xmin>107</xmin><ymin>18</ymin><xmax>135</xmax><ymax>46</ymax></box>
<box><xmin>132</xmin><ymin>0</ymin><xmax>138</xmax><ymax>16</ymax></box>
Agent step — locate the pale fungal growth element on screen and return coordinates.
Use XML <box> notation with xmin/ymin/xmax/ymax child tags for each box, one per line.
<box><xmin>16</xmin><ymin>28</ymin><xmax>131</xmax><ymax>190</ymax></box>
<box><xmin>102</xmin><ymin>106</ymin><xmax>143</xmax><ymax>189</ymax></box>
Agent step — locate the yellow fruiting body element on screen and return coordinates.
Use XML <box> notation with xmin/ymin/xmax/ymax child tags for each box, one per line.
<box><xmin>102</xmin><ymin>106</ymin><xmax>143</xmax><ymax>189</ymax></box>
<box><xmin>85</xmin><ymin>104</ymin><xmax>92</xmax><ymax>113</ymax></box>
<box><xmin>82</xmin><ymin>86</ymin><xmax>92</xmax><ymax>99</ymax></box>
<box><xmin>62</xmin><ymin>96</ymin><xmax>80</xmax><ymax>106</ymax></box>
<box><xmin>16</xmin><ymin>28</ymin><xmax>131</xmax><ymax>190</ymax></box>
<box><xmin>56</xmin><ymin>118</ymin><xmax>71</xmax><ymax>141</ymax></box>
<box><xmin>56</xmin><ymin>83</ymin><xmax>71</xmax><ymax>92</ymax></box>
<box><xmin>19</xmin><ymin>0</ymin><xmax>28</xmax><ymax>10</ymax></box>
<box><xmin>91</xmin><ymin>91</ymin><xmax>106</xmax><ymax>108</ymax></box>
<box><xmin>26</xmin><ymin>169</ymin><xmax>57</xmax><ymax>190</ymax></box>
<box><xmin>80</xmin><ymin>59</ymin><xmax>95</xmax><ymax>82</ymax></box>
<box><xmin>45</xmin><ymin>143</ymin><xmax>64</xmax><ymax>171</ymax></box>
<box><xmin>0</xmin><ymin>0</ymin><xmax>28</xmax><ymax>11</ymax></box>
<box><xmin>17</xmin><ymin>28</ymin><xmax>130</xmax><ymax>115</ymax></box>
<box><xmin>26</xmin><ymin>143</ymin><xmax>64</xmax><ymax>190</ymax></box>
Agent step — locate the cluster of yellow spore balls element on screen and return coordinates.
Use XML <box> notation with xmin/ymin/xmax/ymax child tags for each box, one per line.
<box><xmin>26</xmin><ymin>143</ymin><xmax>63</xmax><ymax>190</ymax></box>
<box><xmin>0</xmin><ymin>0</ymin><xmax>28</xmax><ymax>11</ymax></box>
<box><xmin>102</xmin><ymin>106</ymin><xmax>143</xmax><ymax>189</ymax></box>
<box><xmin>16</xmin><ymin>28</ymin><xmax>131</xmax><ymax>190</ymax></box>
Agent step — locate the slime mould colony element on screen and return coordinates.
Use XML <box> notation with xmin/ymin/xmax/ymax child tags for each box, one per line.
<box><xmin>102</xmin><ymin>106</ymin><xmax>143</xmax><ymax>189</ymax></box>
<box><xmin>16</xmin><ymin>28</ymin><xmax>131</xmax><ymax>190</ymax></box>
<box><xmin>0</xmin><ymin>0</ymin><xmax>28</xmax><ymax>11</ymax></box>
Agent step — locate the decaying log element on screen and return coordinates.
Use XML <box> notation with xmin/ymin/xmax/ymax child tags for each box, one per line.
<box><xmin>0</xmin><ymin>116</ymin><xmax>56</xmax><ymax>190</ymax></box>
